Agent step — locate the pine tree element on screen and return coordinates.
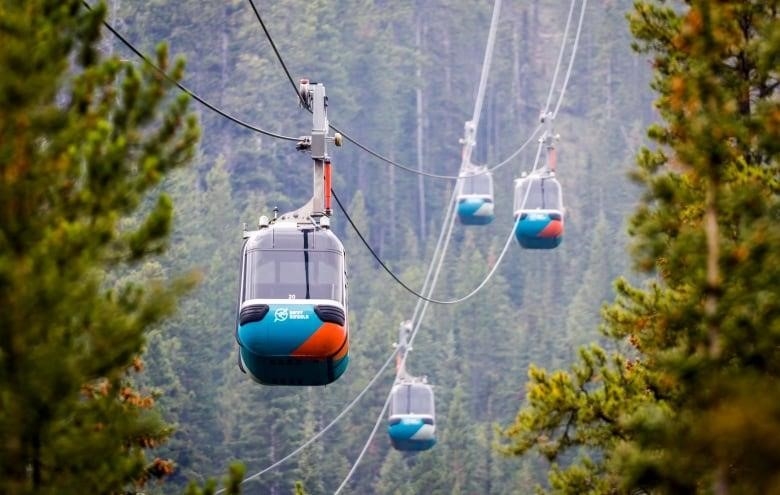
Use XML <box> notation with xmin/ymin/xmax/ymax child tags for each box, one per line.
<box><xmin>503</xmin><ymin>2</ymin><xmax>780</xmax><ymax>494</ymax></box>
<box><xmin>0</xmin><ymin>1</ymin><xmax>199</xmax><ymax>493</ymax></box>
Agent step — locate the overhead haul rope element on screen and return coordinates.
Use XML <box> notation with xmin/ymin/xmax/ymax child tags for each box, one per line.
<box><xmin>83</xmin><ymin>1</ymin><xmax>300</xmax><ymax>142</ymax></box>
<box><xmin>213</xmin><ymin>349</ymin><xmax>400</xmax><ymax>494</ymax></box>
<box><xmin>334</xmin><ymin>0</ymin><xmax>588</xmax><ymax>491</ymax></box>
<box><xmin>228</xmin><ymin>0</ymin><xmax>579</xmax><ymax>490</ymax></box>
<box><xmin>530</xmin><ymin>0</ymin><xmax>587</xmax><ymax>177</ymax></box>
<box><xmin>543</xmin><ymin>0</ymin><xmax>577</xmax><ymax>115</ymax></box>
<box><xmin>330</xmin><ymin>126</ymin><xmax>539</xmax><ymax>307</ymax></box>
<box><xmin>333</xmin><ymin>190</ymin><xmax>462</xmax><ymax>493</ymax></box>
<box><xmin>216</xmin><ymin>1</ymin><xmax>502</xmax><ymax>490</ymax></box>
<box><xmin>245</xmin><ymin>0</ymin><xmax>534</xmax><ymax>180</ymax></box>
<box><xmin>220</xmin><ymin>185</ymin><xmax>464</xmax><ymax>493</ymax></box>
<box><xmin>229</xmin><ymin>0</ymin><xmax>582</xmax><ymax>481</ymax></box>
<box><xmin>334</xmin><ymin>138</ymin><xmax>546</xmax><ymax>495</ymax></box>
<box><xmin>334</xmin><ymin>0</ymin><xmax>508</xmax><ymax>491</ymax></box>
<box><xmin>325</xmin><ymin>0</ymin><xmax>541</xmax><ymax>304</ymax></box>
<box><xmin>334</xmin><ymin>137</ymin><xmax>539</xmax><ymax>488</ymax></box>
<box><xmin>255</xmin><ymin>0</ymin><xmax>551</xmax><ymax>309</ymax></box>
<box><xmin>333</xmin><ymin>223</ymin><xmax>523</xmax><ymax>494</ymax></box>
<box><xmin>552</xmin><ymin>0</ymin><xmax>588</xmax><ymax>119</ymax></box>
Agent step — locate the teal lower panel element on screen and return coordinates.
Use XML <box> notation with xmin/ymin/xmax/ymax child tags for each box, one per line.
<box><xmin>388</xmin><ymin>434</ymin><xmax>437</xmax><ymax>452</ymax></box>
<box><xmin>515</xmin><ymin>234</ymin><xmax>562</xmax><ymax>249</ymax></box>
<box><xmin>514</xmin><ymin>220</ymin><xmax>562</xmax><ymax>249</ymax></box>
<box><xmin>388</xmin><ymin>422</ymin><xmax>436</xmax><ymax>452</ymax></box>
<box><xmin>457</xmin><ymin>199</ymin><xmax>495</xmax><ymax>225</ymax></box>
<box><xmin>239</xmin><ymin>348</ymin><xmax>348</xmax><ymax>386</ymax></box>
<box><xmin>332</xmin><ymin>354</ymin><xmax>349</xmax><ymax>379</ymax></box>
<box><xmin>458</xmin><ymin>212</ymin><xmax>495</xmax><ymax>225</ymax></box>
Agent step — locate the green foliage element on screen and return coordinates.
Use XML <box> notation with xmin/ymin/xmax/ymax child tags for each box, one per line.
<box><xmin>0</xmin><ymin>1</ymin><xmax>199</xmax><ymax>493</ymax></box>
<box><xmin>183</xmin><ymin>462</ymin><xmax>245</xmax><ymax>495</ymax></box>
<box><xmin>503</xmin><ymin>1</ymin><xmax>780</xmax><ymax>494</ymax></box>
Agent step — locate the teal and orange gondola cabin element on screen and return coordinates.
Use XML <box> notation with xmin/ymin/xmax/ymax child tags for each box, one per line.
<box><xmin>236</xmin><ymin>222</ymin><xmax>349</xmax><ymax>386</ymax></box>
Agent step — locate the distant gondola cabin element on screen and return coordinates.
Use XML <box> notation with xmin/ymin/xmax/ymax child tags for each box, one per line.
<box><xmin>513</xmin><ymin>172</ymin><xmax>564</xmax><ymax>249</ymax></box>
<box><xmin>457</xmin><ymin>167</ymin><xmax>495</xmax><ymax>225</ymax></box>
<box><xmin>387</xmin><ymin>381</ymin><xmax>436</xmax><ymax>451</ymax></box>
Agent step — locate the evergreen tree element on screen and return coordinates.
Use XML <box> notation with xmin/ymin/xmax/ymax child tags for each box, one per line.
<box><xmin>0</xmin><ymin>1</ymin><xmax>201</xmax><ymax>494</ymax></box>
<box><xmin>502</xmin><ymin>2</ymin><xmax>780</xmax><ymax>493</ymax></box>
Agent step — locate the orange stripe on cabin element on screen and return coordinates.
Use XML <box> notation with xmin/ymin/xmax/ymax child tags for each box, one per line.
<box><xmin>539</xmin><ymin>219</ymin><xmax>563</xmax><ymax>238</ymax></box>
<box><xmin>332</xmin><ymin>339</ymin><xmax>349</xmax><ymax>361</ymax></box>
<box><xmin>292</xmin><ymin>322</ymin><xmax>347</xmax><ymax>357</ymax></box>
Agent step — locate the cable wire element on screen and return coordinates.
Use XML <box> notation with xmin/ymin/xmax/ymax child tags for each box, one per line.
<box><xmin>221</xmin><ymin>184</ymin><xmax>461</xmax><ymax>491</ymax></box>
<box><xmin>332</xmin><ymin>134</ymin><xmax>547</xmax><ymax>493</ymax></box>
<box><xmin>332</xmin><ymin>189</ymin><xmax>521</xmax><ymax>306</ymax></box>
<box><xmin>486</xmin><ymin>124</ymin><xmax>542</xmax><ymax>172</ymax></box>
<box><xmin>333</xmin><ymin>389</ymin><xmax>394</xmax><ymax>494</ymax></box>
<box><xmin>246</xmin><ymin>0</ymin><xmax>303</xmax><ymax>105</ymax></box>
<box><xmin>219</xmin><ymin>3</ymin><xmax>524</xmax><ymax>488</ymax></box>
<box><xmin>461</xmin><ymin>0</ymin><xmax>503</xmax><ymax>168</ymax></box>
<box><xmin>543</xmin><ymin>0</ymin><xmax>577</xmax><ymax>115</ymax></box>
<box><xmin>244</xmin><ymin>0</ymin><xmax>534</xmax><ymax>181</ymax></box>
<box><xmin>529</xmin><ymin>132</ymin><xmax>546</xmax><ymax>174</ymax></box>
<box><xmin>230</xmin><ymin>0</ymin><xmax>580</xmax><ymax>489</ymax></box>
<box><xmin>552</xmin><ymin>0</ymin><xmax>588</xmax><ymax>118</ymax></box>
<box><xmin>334</xmin><ymin>124</ymin><xmax>539</xmax><ymax>179</ymax></box>
<box><xmin>334</xmin><ymin>195</ymin><xmax>460</xmax><ymax>495</ymax></box>
<box><xmin>410</xmin><ymin>187</ymin><xmax>459</xmax><ymax>324</ymax></box>
<box><xmin>215</xmin><ymin>348</ymin><xmax>399</xmax><ymax>494</ymax></box>
<box><xmin>333</xmin><ymin>0</ymin><xmax>512</xmax><ymax>489</ymax></box>
<box><xmin>82</xmin><ymin>1</ymin><xmax>300</xmax><ymax>142</ymax></box>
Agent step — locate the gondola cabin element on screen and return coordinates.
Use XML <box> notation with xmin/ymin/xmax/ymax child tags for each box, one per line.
<box><xmin>236</xmin><ymin>220</ymin><xmax>349</xmax><ymax>385</ymax></box>
<box><xmin>387</xmin><ymin>381</ymin><xmax>436</xmax><ymax>451</ymax></box>
<box><xmin>457</xmin><ymin>167</ymin><xmax>495</xmax><ymax>225</ymax></box>
<box><xmin>513</xmin><ymin>172</ymin><xmax>564</xmax><ymax>249</ymax></box>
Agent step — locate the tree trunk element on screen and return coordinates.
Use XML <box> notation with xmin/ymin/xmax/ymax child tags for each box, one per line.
<box><xmin>416</xmin><ymin>11</ymin><xmax>427</xmax><ymax>240</ymax></box>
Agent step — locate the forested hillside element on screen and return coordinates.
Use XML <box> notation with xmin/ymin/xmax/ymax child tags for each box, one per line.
<box><xmin>0</xmin><ymin>0</ymin><xmax>659</xmax><ymax>494</ymax></box>
<box><xmin>4</xmin><ymin>0</ymin><xmax>776</xmax><ymax>493</ymax></box>
<box><xmin>101</xmin><ymin>0</ymin><xmax>655</xmax><ymax>493</ymax></box>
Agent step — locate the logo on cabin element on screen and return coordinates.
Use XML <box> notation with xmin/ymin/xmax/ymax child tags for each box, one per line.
<box><xmin>273</xmin><ymin>307</ymin><xmax>310</xmax><ymax>322</ymax></box>
<box><xmin>273</xmin><ymin>308</ymin><xmax>289</xmax><ymax>322</ymax></box>
<box><xmin>289</xmin><ymin>309</ymin><xmax>310</xmax><ymax>320</ymax></box>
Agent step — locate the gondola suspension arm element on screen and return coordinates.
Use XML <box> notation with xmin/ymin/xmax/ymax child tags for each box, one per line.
<box><xmin>281</xmin><ymin>80</ymin><xmax>342</xmax><ymax>227</ymax></box>
<box><xmin>536</xmin><ymin>111</ymin><xmax>560</xmax><ymax>174</ymax></box>
<box><xmin>393</xmin><ymin>321</ymin><xmax>413</xmax><ymax>381</ymax></box>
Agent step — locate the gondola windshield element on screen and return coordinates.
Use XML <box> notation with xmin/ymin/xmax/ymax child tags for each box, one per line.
<box><xmin>515</xmin><ymin>177</ymin><xmax>561</xmax><ymax>210</ymax></box>
<box><xmin>244</xmin><ymin>248</ymin><xmax>344</xmax><ymax>302</ymax></box>
<box><xmin>460</xmin><ymin>173</ymin><xmax>492</xmax><ymax>196</ymax></box>
<box><xmin>392</xmin><ymin>384</ymin><xmax>434</xmax><ymax>415</ymax></box>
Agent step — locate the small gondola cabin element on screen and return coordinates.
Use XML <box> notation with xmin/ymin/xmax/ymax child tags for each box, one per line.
<box><xmin>387</xmin><ymin>381</ymin><xmax>436</xmax><ymax>451</ymax></box>
<box><xmin>513</xmin><ymin>172</ymin><xmax>564</xmax><ymax>249</ymax></box>
<box><xmin>457</xmin><ymin>167</ymin><xmax>495</xmax><ymax>225</ymax></box>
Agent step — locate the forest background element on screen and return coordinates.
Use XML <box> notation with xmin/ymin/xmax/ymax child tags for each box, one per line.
<box><xmin>109</xmin><ymin>0</ymin><xmax>653</xmax><ymax>493</ymax></box>
<box><xmin>12</xmin><ymin>0</ymin><xmax>657</xmax><ymax>493</ymax></box>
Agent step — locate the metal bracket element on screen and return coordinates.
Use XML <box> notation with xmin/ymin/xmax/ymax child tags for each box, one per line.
<box><xmin>539</xmin><ymin>111</ymin><xmax>559</xmax><ymax>173</ymax></box>
<box><xmin>459</xmin><ymin>120</ymin><xmax>478</xmax><ymax>167</ymax></box>
<box><xmin>275</xmin><ymin>80</ymin><xmax>342</xmax><ymax>227</ymax></box>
